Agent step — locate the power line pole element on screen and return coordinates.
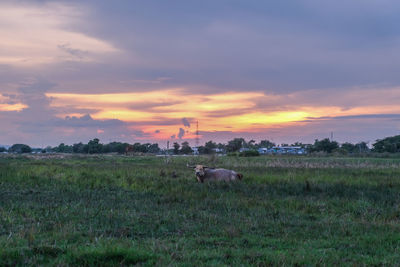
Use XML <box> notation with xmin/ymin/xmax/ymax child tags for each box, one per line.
<box><xmin>195</xmin><ymin>120</ymin><xmax>199</xmax><ymax>147</ymax></box>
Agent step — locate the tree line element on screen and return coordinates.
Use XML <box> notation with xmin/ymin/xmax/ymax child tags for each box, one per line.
<box><xmin>52</xmin><ymin>138</ymin><xmax>161</xmax><ymax>154</ymax></box>
<box><xmin>2</xmin><ymin>134</ymin><xmax>400</xmax><ymax>154</ymax></box>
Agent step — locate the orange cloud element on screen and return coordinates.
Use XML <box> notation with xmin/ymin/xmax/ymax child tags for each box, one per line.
<box><xmin>0</xmin><ymin>103</ymin><xmax>28</xmax><ymax>112</ymax></box>
<box><xmin>46</xmin><ymin>87</ymin><xmax>400</xmax><ymax>140</ymax></box>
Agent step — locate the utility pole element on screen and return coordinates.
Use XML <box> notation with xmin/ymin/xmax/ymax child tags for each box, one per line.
<box><xmin>195</xmin><ymin>120</ymin><xmax>199</xmax><ymax>148</ymax></box>
<box><xmin>165</xmin><ymin>141</ymin><xmax>170</xmax><ymax>164</ymax></box>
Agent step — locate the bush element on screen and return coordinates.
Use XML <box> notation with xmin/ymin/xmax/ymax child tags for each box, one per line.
<box><xmin>332</xmin><ymin>148</ymin><xmax>348</xmax><ymax>156</ymax></box>
<box><xmin>310</xmin><ymin>138</ymin><xmax>339</xmax><ymax>153</ymax></box>
<box><xmin>373</xmin><ymin>135</ymin><xmax>400</xmax><ymax>153</ymax></box>
<box><xmin>9</xmin><ymin>144</ymin><xmax>31</xmax><ymax>153</ymax></box>
<box><xmin>239</xmin><ymin>150</ymin><xmax>260</xmax><ymax>157</ymax></box>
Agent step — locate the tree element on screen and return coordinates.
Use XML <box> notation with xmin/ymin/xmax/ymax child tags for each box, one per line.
<box><xmin>141</xmin><ymin>143</ymin><xmax>151</xmax><ymax>153</ymax></box>
<box><xmin>258</xmin><ymin>140</ymin><xmax>275</xmax><ymax>149</ymax></box>
<box><xmin>373</xmin><ymin>135</ymin><xmax>400</xmax><ymax>153</ymax></box>
<box><xmin>20</xmin><ymin>145</ymin><xmax>32</xmax><ymax>153</ymax></box>
<box><xmin>118</xmin><ymin>143</ymin><xmax>130</xmax><ymax>154</ymax></box>
<box><xmin>132</xmin><ymin>142</ymin><xmax>142</xmax><ymax>152</ymax></box>
<box><xmin>180</xmin><ymin>141</ymin><xmax>193</xmax><ymax>154</ymax></box>
<box><xmin>73</xmin><ymin>142</ymin><xmax>85</xmax><ymax>153</ymax></box>
<box><xmin>247</xmin><ymin>139</ymin><xmax>256</xmax><ymax>149</ymax></box>
<box><xmin>0</xmin><ymin>147</ymin><xmax>6</xmax><ymax>153</ymax></box>
<box><xmin>9</xmin><ymin>144</ymin><xmax>31</xmax><ymax>153</ymax></box>
<box><xmin>148</xmin><ymin>143</ymin><xmax>160</xmax><ymax>154</ymax></box>
<box><xmin>56</xmin><ymin>143</ymin><xmax>66</xmax><ymax>152</ymax></box>
<box><xmin>55</xmin><ymin>143</ymin><xmax>73</xmax><ymax>153</ymax></box>
<box><xmin>87</xmin><ymin>138</ymin><xmax>103</xmax><ymax>154</ymax></box>
<box><xmin>291</xmin><ymin>142</ymin><xmax>307</xmax><ymax>148</ymax></box>
<box><xmin>217</xmin><ymin>143</ymin><xmax>226</xmax><ymax>152</ymax></box>
<box><xmin>341</xmin><ymin>142</ymin><xmax>356</xmax><ymax>153</ymax></box>
<box><xmin>197</xmin><ymin>146</ymin><xmax>206</xmax><ymax>154</ymax></box>
<box><xmin>173</xmin><ymin>142</ymin><xmax>180</xmax><ymax>154</ymax></box>
<box><xmin>310</xmin><ymin>138</ymin><xmax>339</xmax><ymax>153</ymax></box>
<box><xmin>102</xmin><ymin>142</ymin><xmax>130</xmax><ymax>154</ymax></box>
<box><xmin>203</xmin><ymin>140</ymin><xmax>217</xmax><ymax>154</ymax></box>
<box><xmin>355</xmin><ymin>142</ymin><xmax>369</xmax><ymax>153</ymax></box>
<box><xmin>226</xmin><ymin>138</ymin><xmax>245</xmax><ymax>152</ymax></box>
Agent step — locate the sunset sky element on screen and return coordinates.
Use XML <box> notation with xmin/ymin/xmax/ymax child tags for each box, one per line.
<box><xmin>1</xmin><ymin>0</ymin><xmax>400</xmax><ymax>147</ymax></box>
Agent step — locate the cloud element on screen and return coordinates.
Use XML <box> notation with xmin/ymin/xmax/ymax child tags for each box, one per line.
<box><xmin>178</xmin><ymin>128</ymin><xmax>185</xmax><ymax>139</ymax></box>
<box><xmin>2</xmin><ymin>79</ymin><xmax>400</xmax><ymax>146</ymax></box>
<box><xmin>54</xmin><ymin>0</ymin><xmax>400</xmax><ymax>94</ymax></box>
<box><xmin>0</xmin><ymin>78</ymin><xmax>146</xmax><ymax>146</ymax></box>
<box><xmin>0</xmin><ymin>2</ymin><xmax>118</xmax><ymax>66</ymax></box>
<box><xmin>0</xmin><ymin>94</ymin><xmax>27</xmax><ymax>111</ymax></box>
<box><xmin>0</xmin><ymin>103</ymin><xmax>27</xmax><ymax>112</ymax></box>
<box><xmin>57</xmin><ymin>43</ymin><xmax>88</xmax><ymax>60</ymax></box>
<box><xmin>40</xmin><ymin>85</ymin><xmax>400</xmax><ymax>144</ymax></box>
<box><xmin>182</xmin><ymin>117</ymin><xmax>191</xmax><ymax>127</ymax></box>
<box><xmin>2</xmin><ymin>0</ymin><xmax>400</xmax><ymax>95</ymax></box>
<box><xmin>304</xmin><ymin>113</ymin><xmax>400</xmax><ymax>122</ymax></box>
<box><xmin>60</xmin><ymin>114</ymin><xmax>125</xmax><ymax>128</ymax></box>
<box><xmin>2</xmin><ymin>1</ymin><xmax>400</xmax><ymax>146</ymax></box>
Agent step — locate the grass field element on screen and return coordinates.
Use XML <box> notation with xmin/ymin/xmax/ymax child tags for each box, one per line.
<box><xmin>1</xmin><ymin>154</ymin><xmax>400</xmax><ymax>266</ymax></box>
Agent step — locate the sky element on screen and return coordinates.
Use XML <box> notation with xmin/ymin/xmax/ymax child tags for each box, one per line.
<box><xmin>1</xmin><ymin>0</ymin><xmax>400</xmax><ymax>147</ymax></box>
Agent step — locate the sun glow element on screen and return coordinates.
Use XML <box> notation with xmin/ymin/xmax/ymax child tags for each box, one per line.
<box><xmin>45</xmin><ymin>90</ymin><xmax>318</xmax><ymax>139</ymax></box>
<box><xmin>0</xmin><ymin>103</ymin><xmax>28</xmax><ymax>112</ymax></box>
<box><xmin>45</xmin><ymin>87</ymin><xmax>400</xmax><ymax>140</ymax></box>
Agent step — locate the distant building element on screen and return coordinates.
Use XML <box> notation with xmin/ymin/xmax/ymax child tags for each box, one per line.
<box><xmin>214</xmin><ymin>148</ymin><xmax>224</xmax><ymax>153</ymax></box>
<box><xmin>258</xmin><ymin>146</ymin><xmax>306</xmax><ymax>155</ymax></box>
<box><xmin>192</xmin><ymin>147</ymin><xmax>199</xmax><ymax>155</ymax></box>
<box><xmin>258</xmin><ymin>147</ymin><xmax>269</xmax><ymax>154</ymax></box>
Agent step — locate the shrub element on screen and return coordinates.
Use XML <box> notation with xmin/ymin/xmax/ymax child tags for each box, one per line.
<box><xmin>239</xmin><ymin>150</ymin><xmax>260</xmax><ymax>157</ymax></box>
<box><xmin>9</xmin><ymin>144</ymin><xmax>31</xmax><ymax>153</ymax></box>
<box><xmin>373</xmin><ymin>135</ymin><xmax>400</xmax><ymax>153</ymax></box>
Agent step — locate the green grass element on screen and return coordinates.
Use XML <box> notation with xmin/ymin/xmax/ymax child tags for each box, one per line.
<box><xmin>1</xmin><ymin>154</ymin><xmax>400</xmax><ymax>265</ymax></box>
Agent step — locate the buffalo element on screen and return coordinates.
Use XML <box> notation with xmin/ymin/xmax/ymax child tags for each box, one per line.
<box><xmin>187</xmin><ymin>164</ymin><xmax>243</xmax><ymax>183</ymax></box>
